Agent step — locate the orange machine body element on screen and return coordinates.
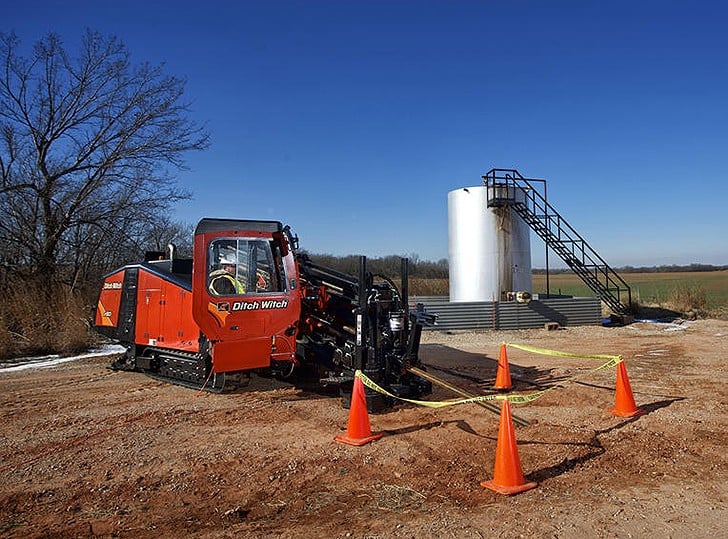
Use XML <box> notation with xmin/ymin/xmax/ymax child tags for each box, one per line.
<box><xmin>95</xmin><ymin>219</ymin><xmax>301</xmax><ymax>374</ymax></box>
<box><xmin>95</xmin><ymin>264</ymin><xmax>199</xmax><ymax>354</ymax></box>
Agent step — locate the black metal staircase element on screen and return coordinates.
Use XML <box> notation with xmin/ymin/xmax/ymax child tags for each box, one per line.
<box><xmin>482</xmin><ymin>168</ymin><xmax>632</xmax><ymax>314</ymax></box>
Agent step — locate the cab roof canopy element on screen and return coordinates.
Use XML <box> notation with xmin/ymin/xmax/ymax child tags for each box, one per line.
<box><xmin>194</xmin><ymin>218</ymin><xmax>283</xmax><ymax>235</ymax></box>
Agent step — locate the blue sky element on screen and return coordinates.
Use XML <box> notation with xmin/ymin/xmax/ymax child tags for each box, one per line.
<box><xmin>5</xmin><ymin>1</ymin><xmax>728</xmax><ymax>267</ymax></box>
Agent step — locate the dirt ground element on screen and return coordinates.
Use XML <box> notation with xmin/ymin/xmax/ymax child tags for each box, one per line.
<box><xmin>1</xmin><ymin>319</ymin><xmax>727</xmax><ymax>538</ymax></box>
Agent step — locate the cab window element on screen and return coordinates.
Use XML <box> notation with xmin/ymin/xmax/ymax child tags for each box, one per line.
<box><xmin>207</xmin><ymin>238</ymin><xmax>284</xmax><ymax>296</ymax></box>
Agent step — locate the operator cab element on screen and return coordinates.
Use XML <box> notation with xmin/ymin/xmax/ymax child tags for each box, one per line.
<box><xmin>192</xmin><ymin>219</ymin><xmax>301</xmax><ymax>373</ymax></box>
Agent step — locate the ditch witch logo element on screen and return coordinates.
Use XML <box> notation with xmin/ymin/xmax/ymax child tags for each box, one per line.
<box><xmin>217</xmin><ymin>299</ymin><xmax>289</xmax><ymax>312</ymax></box>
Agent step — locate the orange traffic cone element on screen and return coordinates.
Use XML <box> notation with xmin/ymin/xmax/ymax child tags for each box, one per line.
<box><xmin>493</xmin><ymin>344</ymin><xmax>512</xmax><ymax>390</ymax></box>
<box><xmin>481</xmin><ymin>400</ymin><xmax>537</xmax><ymax>495</ymax></box>
<box><xmin>608</xmin><ymin>361</ymin><xmax>645</xmax><ymax>417</ymax></box>
<box><xmin>335</xmin><ymin>376</ymin><xmax>383</xmax><ymax>446</ymax></box>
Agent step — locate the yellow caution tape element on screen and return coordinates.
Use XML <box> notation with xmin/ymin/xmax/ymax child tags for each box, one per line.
<box><xmin>356</xmin><ymin>370</ymin><xmax>508</xmax><ymax>407</ymax></box>
<box><xmin>505</xmin><ymin>342</ymin><xmax>621</xmax><ymax>362</ymax></box>
<box><xmin>355</xmin><ymin>343</ymin><xmax>623</xmax><ymax>408</ymax></box>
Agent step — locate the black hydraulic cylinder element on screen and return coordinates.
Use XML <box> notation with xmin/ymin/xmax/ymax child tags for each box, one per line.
<box><xmin>401</xmin><ymin>257</ymin><xmax>409</xmax><ymax>323</ymax></box>
<box><xmin>354</xmin><ymin>256</ymin><xmax>367</xmax><ymax>371</ymax></box>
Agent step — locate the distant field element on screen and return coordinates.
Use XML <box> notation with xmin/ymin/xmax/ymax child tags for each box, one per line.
<box><xmin>532</xmin><ymin>270</ymin><xmax>728</xmax><ymax>309</ymax></box>
<box><xmin>410</xmin><ymin>271</ymin><xmax>728</xmax><ymax>312</ymax></box>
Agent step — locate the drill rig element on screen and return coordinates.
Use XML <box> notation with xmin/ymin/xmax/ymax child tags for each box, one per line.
<box><xmin>95</xmin><ymin>218</ymin><xmax>433</xmax><ymax>410</ymax></box>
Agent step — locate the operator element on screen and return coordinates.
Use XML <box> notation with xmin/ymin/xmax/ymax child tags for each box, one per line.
<box><xmin>208</xmin><ymin>252</ymin><xmax>245</xmax><ymax>295</ymax></box>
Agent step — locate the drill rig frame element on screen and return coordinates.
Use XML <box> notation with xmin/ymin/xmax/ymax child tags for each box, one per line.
<box><xmin>95</xmin><ymin>218</ymin><xmax>434</xmax><ymax>411</ymax></box>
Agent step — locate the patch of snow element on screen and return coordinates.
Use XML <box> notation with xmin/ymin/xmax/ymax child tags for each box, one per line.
<box><xmin>664</xmin><ymin>324</ymin><xmax>689</xmax><ymax>332</ymax></box>
<box><xmin>0</xmin><ymin>345</ymin><xmax>125</xmax><ymax>373</ymax></box>
<box><xmin>634</xmin><ymin>319</ymin><xmax>691</xmax><ymax>332</ymax></box>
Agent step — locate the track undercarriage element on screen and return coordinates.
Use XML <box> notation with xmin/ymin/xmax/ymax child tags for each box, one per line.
<box><xmin>111</xmin><ymin>346</ymin><xmax>233</xmax><ymax>393</ymax></box>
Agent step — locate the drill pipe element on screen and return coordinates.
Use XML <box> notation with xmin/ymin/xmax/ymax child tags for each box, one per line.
<box><xmin>407</xmin><ymin>366</ymin><xmax>530</xmax><ymax>427</ymax></box>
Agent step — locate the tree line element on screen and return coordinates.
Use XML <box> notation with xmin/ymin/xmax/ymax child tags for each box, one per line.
<box><xmin>304</xmin><ymin>252</ymin><xmax>449</xmax><ymax>279</ymax></box>
<box><xmin>533</xmin><ymin>263</ymin><xmax>728</xmax><ymax>274</ymax></box>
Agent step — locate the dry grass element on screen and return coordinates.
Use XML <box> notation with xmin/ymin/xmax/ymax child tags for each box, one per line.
<box><xmin>0</xmin><ymin>279</ymin><xmax>92</xmax><ymax>359</ymax></box>
<box><xmin>665</xmin><ymin>282</ymin><xmax>708</xmax><ymax>314</ymax></box>
<box><xmin>409</xmin><ymin>278</ymin><xmax>448</xmax><ymax>296</ymax></box>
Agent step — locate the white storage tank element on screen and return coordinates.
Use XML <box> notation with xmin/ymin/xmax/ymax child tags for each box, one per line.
<box><xmin>448</xmin><ymin>186</ymin><xmax>532</xmax><ymax>302</ymax></box>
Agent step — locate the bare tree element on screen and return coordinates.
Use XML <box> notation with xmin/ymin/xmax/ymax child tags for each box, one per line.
<box><xmin>0</xmin><ymin>30</ymin><xmax>208</xmax><ymax>286</ymax></box>
<box><xmin>139</xmin><ymin>216</ymin><xmax>193</xmax><ymax>255</ymax></box>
